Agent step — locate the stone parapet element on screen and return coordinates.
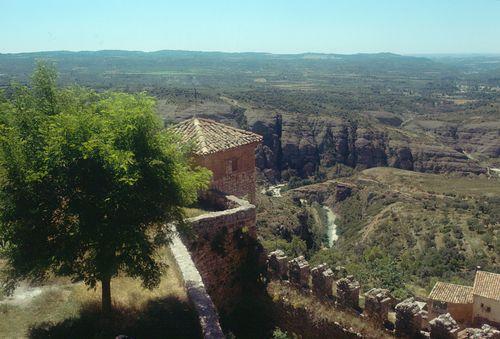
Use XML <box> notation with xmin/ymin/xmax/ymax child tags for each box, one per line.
<box><xmin>288</xmin><ymin>256</ymin><xmax>311</xmax><ymax>288</ymax></box>
<box><xmin>336</xmin><ymin>275</ymin><xmax>360</xmax><ymax>309</ymax></box>
<box><xmin>429</xmin><ymin>313</ymin><xmax>460</xmax><ymax>339</ymax></box>
<box><xmin>183</xmin><ymin>194</ymin><xmax>258</xmax><ymax>310</ymax></box>
<box><xmin>364</xmin><ymin>288</ymin><xmax>394</xmax><ymax>323</ymax></box>
<box><xmin>268</xmin><ymin>249</ymin><xmax>289</xmax><ymax>280</ymax></box>
<box><xmin>395</xmin><ymin>297</ymin><xmax>425</xmax><ymax>338</ymax></box>
<box><xmin>311</xmin><ymin>264</ymin><xmax>334</xmax><ymax>299</ymax></box>
<box><xmin>265</xmin><ymin>249</ymin><xmax>499</xmax><ymax>338</ymax></box>
<box><xmin>169</xmin><ymin>228</ymin><xmax>225</xmax><ymax>339</ymax></box>
<box><xmin>458</xmin><ymin>324</ymin><xmax>500</xmax><ymax>339</ymax></box>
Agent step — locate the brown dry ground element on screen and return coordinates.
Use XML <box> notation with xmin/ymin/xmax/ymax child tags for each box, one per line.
<box><xmin>268</xmin><ymin>280</ymin><xmax>394</xmax><ymax>338</ymax></box>
<box><xmin>0</xmin><ymin>248</ymin><xmax>201</xmax><ymax>339</ymax></box>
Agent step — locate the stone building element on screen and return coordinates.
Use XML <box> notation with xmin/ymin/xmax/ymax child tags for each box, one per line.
<box><xmin>171</xmin><ymin>117</ymin><xmax>262</xmax><ymax>203</ymax></box>
<box><xmin>473</xmin><ymin>271</ymin><xmax>500</xmax><ymax>328</ymax></box>
<box><xmin>170</xmin><ymin>117</ymin><xmax>263</xmax><ymax>311</ymax></box>
<box><xmin>428</xmin><ymin>282</ymin><xmax>474</xmax><ymax>325</ymax></box>
<box><xmin>428</xmin><ymin>270</ymin><xmax>500</xmax><ymax>328</ymax></box>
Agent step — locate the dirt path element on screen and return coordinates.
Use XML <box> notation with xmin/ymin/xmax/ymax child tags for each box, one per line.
<box><xmin>0</xmin><ymin>282</ymin><xmax>78</xmax><ymax>306</ymax></box>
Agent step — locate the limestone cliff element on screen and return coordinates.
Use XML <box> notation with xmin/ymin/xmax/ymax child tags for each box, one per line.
<box><xmin>252</xmin><ymin>114</ymin><xmax>485</xmax><ymax>182</ymax></box>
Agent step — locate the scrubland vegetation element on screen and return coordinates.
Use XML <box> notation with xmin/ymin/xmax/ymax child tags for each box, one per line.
<box><xmin>0</xmin><ymin>50</ymin><xmax>499</xmax><ymax>337</ymax></box>
<box><xmin>259</xmin><ymin>168</ymin><xmax>499</xmax><ymax>300</ymax></box>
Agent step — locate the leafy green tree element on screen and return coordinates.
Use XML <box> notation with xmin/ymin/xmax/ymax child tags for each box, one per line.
<box><xmin>0</xmin><ymin>62</ymin><xmax>210</xmax><ymax>314</ymax></box>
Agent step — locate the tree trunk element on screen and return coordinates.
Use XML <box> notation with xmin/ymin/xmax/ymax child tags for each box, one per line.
<box><xmin>101</xmin><ymin>275</ymin><xmax>112</xmax><ymax>315</ymax></box>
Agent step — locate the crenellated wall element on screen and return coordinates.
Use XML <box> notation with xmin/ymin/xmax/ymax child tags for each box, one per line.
<box><xmin>267</xmin><ymin>250</ymin><xmax>500</xmax><ymax>338</ymax></box>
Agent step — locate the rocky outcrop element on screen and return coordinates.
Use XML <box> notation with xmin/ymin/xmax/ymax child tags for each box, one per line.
<box><xmin>406</xmin><ymin>119</ymin><xmax>500</xmax><ymax>165</ymax></box>
<box><xmin>161</xmin><ymin>101</ymin><xmax>490</xmax><ymax>180</ymax></box>
<box><xmin>290</xmin><ymin>180</ymin><xmax>355</xmax><ymax>206</ymax></box>
<box><xmin>387</xmin><ymin>146</ymin><xmax>414</xmax><ymax>170</ymax></box>
<box><xmin>252</xmin><ymin>114</ymin><xmax>485</xmax><ymax>182</ymax></box>
<box><xmin>161</xmin><ymin>101</ymin><xmax>490</xmax><ymax>181</ymax></box>
<box><xmin>254</xmin><ymin>115</ymin><xmax>283</xmax><ymax>182</ymax></box>
<box><xmin>411</xmin><ymin>145</ymin><xmax>485</xmax><ymax>175</ymax></box>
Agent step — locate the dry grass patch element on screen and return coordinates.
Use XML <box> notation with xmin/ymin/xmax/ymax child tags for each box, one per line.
<box><xmin>0</xmin><ymin>247</ymin><xmax>201</xmax><ymax>339</ymax></box>
<box><xmin>268</xmin><ymin>281</ymin><xmax>394</xmax><ymax>339</ymax></box>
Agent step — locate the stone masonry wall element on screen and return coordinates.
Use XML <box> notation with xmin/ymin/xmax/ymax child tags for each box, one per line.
<box><xmin>428</xmin><ymin>300</ymin><xmax>473</xmax><ymax>327</ymax></box>
<box><xmin>169</xmin><ymin>228</ymin><xmax>225</xmax><ymax>339</ymax></box>
<box><xmin>195</xmin><ymin>142</ymin><xmax>258</xmax><ymax>203</ymax></box>
<box><xmin>183</xmin><ymin>195</ymin><xmax>257</xmax><ymax>310</ymax></box>
<box><xmin>267</xmin><ymin>250</ymin><xmax>500</xmax><ymax>338</ymax></box>
<box><xmin>273</xmin><ymin>298</ymin><xmax>362</xmax><ymax>339</ymax></box>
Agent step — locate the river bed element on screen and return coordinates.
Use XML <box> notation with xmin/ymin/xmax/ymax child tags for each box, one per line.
<box><xmin>322</xmin><ymin>205</ymin><xmax>339</xmax><ymax>247</ymax></box>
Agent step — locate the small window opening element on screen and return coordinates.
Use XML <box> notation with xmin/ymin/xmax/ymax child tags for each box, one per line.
<box><xmin>226</xmin><ymin>158</ymin><xmax>238</xmax><ymax>174</ymax></box>
<box><xmin>434</xmin><ymin>301</ymin><xmax>447</xmax><ymax>310</ymax></box>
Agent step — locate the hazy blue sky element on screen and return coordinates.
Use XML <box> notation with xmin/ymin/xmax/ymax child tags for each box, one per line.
<box><xmin>1</xmin><ymin>0</ymin><xmax>500</xmax><ymax>54</ymax></box>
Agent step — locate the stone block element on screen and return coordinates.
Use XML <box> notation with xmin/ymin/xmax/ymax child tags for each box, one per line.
<box><xmin>429</xmin><ymin>313</ymin><xmax>460</xmax><ymax>339</ymax></box>
<box><xmin>288</xmin><ymin>256</ymin><xmax>310</xmax><ymax>288</ymax></box>
<box><xmin>395</xmin><ymin>297</ymin><xmax>424</xmax><ymax>337</ymax></box>
<box><xmin>458</xmin><ymin>324</ymin><xmax>500</xmax><ymax>339</ymax></box>
<box><xmin>268</xmin><ymin>249</ymin><xmax>288</xmax><ymax>280</ymax></box>
<box><xmin>311</xmin><ymin>264</ymin><xmax>334</xmax><ymax>299</ymax></box>
<box><xmin>336</xmin><ymin>275</ymin><xmax>360</xmax><ymax>309</ymax></box>
<box><xmin>363</xmin><ymin>288</ymin><xmax>394</xmax><ymax>323</ymax></box>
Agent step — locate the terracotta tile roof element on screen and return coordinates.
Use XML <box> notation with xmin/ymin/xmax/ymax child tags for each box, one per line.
<box><xmin>473</xmin><ymin>271</ymin><xmax>500</xmax><ymax>301</ymax></box>
<box><xmin>170</xmin><ymin>117</ymin><xmax>262</xmax><ymax>155</ymax></box>
<box><xmin>429</xmin><ymin>282</ymin><xmax>473</xmax><ymax>304</ymax></box>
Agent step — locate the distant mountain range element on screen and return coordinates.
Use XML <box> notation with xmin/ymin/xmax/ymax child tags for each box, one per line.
<box><xmin>0</xmin><ymin>50</ymin><xmax>454</xmax><ymax>86</ymax></box>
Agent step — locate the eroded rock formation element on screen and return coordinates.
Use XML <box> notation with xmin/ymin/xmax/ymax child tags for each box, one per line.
<box><xmin>253</xmin><ymin>114</ymin><xmax>486</xmax><ymax>182</ymax></box>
